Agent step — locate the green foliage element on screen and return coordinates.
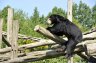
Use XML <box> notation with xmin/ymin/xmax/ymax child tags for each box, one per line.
<box><xmin>92</xmin><ymin>4</ymin><xmax>96</xmax><ymax>27</ymax></box>
<box><xmin>73</xmin><ymin>1</ymin><xmax>94</xmax><ymax>29</ymax></box>
<box><xmin>0</xmin><ymin>5</ymin><xmax>10</xmax><ymax>20</ymax></box>
<box><xmin>48</xmin><ymin>7</ymin><xmax>66</xmax><ymax>18</ymax></box>
<box><xmin>30</xmin><ymin>7</ymin><xmax>40</xmax><ymax>24</ymax></box>
<box><xmin>73</xmin><ymin>3</ymin><xmax>78</xmax><ymax>19</ymax></box>
<box><xmin>14</xmin><ymin>9</ymin><xmax>29</xmax><ymax>34</ymax></box>
<box><xmin>73</xmin><ymin>17</ymin><xmax>87</xmax><ymax>32</ymax></box>
<box><xmin>30</xmin><ymin>56</ymin><xmax>67</xmax><ymax>63</ymax></box>
<box><xmin>0</xmin><ymin>5</ymin><xmax>10</xmax><ymax>31</ymax></box>
<box><xmin>78</xmin><ymin>1</ymin><xmax>92</xmax><ymax>29</ymax></box>
<box><xmin>29</xmin><ymin>56</ymin><xmax>86</xmax><ymax>63</ymax></box>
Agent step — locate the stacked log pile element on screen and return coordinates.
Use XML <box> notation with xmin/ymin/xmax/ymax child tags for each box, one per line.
<box><xmin>0</xmin><ymin>25</ymin><xmax>95</xmax><ymax>63</ymax></box>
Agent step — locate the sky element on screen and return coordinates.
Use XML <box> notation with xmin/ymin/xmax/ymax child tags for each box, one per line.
<box><xmin>0</xmin><ymin>0</ymin><xmax>96</xmax><ymax>16</ymax></box>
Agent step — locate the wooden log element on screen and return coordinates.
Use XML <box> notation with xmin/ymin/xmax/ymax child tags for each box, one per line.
<box><xmin>0</xmin><ymin>33</ymin><xmax>96</xmax><ymax>54</ymax></box>
<box><xmin>83</xmin><ymin>32</ymin><xmax>96</xmax><ymax>41</ymax></box>
<box><xmin>3</xmin><ymin>43</ymin><xmax>96</xmax><ymax>63</ymax></box>
<box><xmin>34</xmin><ymin>25</ymin><xmax>96</xmax><ymax>51</ymax></box>
<box><xmin>67</xmin><ymin>0</ymin><xmax>72</xmax><ymax>21</ymax></box>
<box><xmin>0</xmin><ymin>40</ymin><xmax>96</xmax><ymax>62</ymax></box>
<box><xmin>2</xmin><ymin>31</ymin><xmax>42</xmax><ymax>42</ymax></box>
<box><xmin>7</xmin><ymin>8</ymin><xmax>19</xmax><ymax>59</ymax></box>
<box><xmin>67</xmin><ymin>0</ymin><xmax>72</xmax><ymax>22</ymax></box>
<box><xmin>0</xmin><ymin>25</ymin><xmax>96</xmax><ymax>54</ymax></box>
<box><xmin>0</xmin><ymin>41</ymin><xmax>96</xmax><ymax>62</ymax></box>
<box><xmin>7</xmin><ymin>8</ymin><xmax>14</xmax><ymax>59</ymax></box>
<box><xmin>3</xmin><ymin>50</ymin><xmax>64</xmax><ymax>63</ymax></box>
<box><xmin>0</xmin><ymin>19</ymin><xmax>3</xmax><ymax>48</ymax></box>
<box><xmin>2</xmin><ymin>29</ymin><xmax>96</xmax><ymax>42</ymax></box>
<box><xmin>0</xmin><ymin>39</ymin><xmax>96</xmax><ymax>54</ymax></box>
<box><xmin>7</xmin><ymin>8</ymin><xmax>13</xmax><ymax>44</ymax></box>
<box><xmin>0</xmin><ymin>40</ymin><xmax>55</xmax><ymax>54</ymax></box>
<box><xmin>77</xmin><ymin>53</ymin><xmax>88</xmax><ymax>61</ymax></box>
<box><xmin>0</xmin><ymin>53</ymin><xmax>26</xmax><ymax>62</ymax></box>
<box><xmin>2</xmin><ymin>49</ymin><xmax>82</xmax><ymax>63</ymax></box>
<box><xmin>34</xmin><ymin>25</ymin><xmax>96</xmax><ymax>42</ymax></box>
<box><xmin>2</xmin><ymin>35</ymin><xmax>11</xmax><ymax>47</ymax></box>
<box><xmin>2</xmin><ymin>30</ymin><xmax>96</xmax><ymax>48</ymax></box>
<box><xmin>12</xmin><ymin>20</ymin><xmax>19</xmax><ymax>58</ymax></box>
<box><xmin>34</xmin><ymin>25</ymin><xmax>66</xmax><ymax>44</ymax></box>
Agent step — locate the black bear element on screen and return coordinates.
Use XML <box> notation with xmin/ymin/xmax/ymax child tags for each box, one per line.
<box><xmin>46</xmin><ymin>14</ymin><xmax>82</xmax><ymax>59</ymax></box>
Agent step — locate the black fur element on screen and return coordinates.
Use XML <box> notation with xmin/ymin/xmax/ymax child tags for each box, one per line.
<box><xmin>88</xmin><ymin>56</ymin><xmax>96</xmax><ymax>63</ymax></box>
<box><xmin>47</xmin><ymin>14</ymin><xmax>82</xmax><ymax>58</ymax></box>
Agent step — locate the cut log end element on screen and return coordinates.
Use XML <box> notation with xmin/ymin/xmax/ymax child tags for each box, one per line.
<box><xmin>34</xmin><ymin>25</ymin><xmax>40</xmax><ymax>31</ymax></box>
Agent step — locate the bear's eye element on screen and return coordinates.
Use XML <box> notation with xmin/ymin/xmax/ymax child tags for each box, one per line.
<box><xmin>47</xmin><ymin>18</ymin><xmax>52</xmax><ymax>25</ymax></box>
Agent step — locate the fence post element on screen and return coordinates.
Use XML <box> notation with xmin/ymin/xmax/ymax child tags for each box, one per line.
<box><xmin>12</xmin><ymin>20</ymin><xmax>19</xmax><ymax>58</ymax></box>
<box><xmin>0</xmin><ymin>19</ymin><xmax>3</xmax><ymax>48</ymax></box>
<box><xmin>7</xmin><ymin>8</ymin><xmax>14</xmax><ymax>59</ymax></box>
<box><xmin>7</xmin><ymin>8</ymin><xmax>13</xmax><ymax>44</ymax></box>
<box><xmin>67</xmin><ymin>0</ymin><xmax>73</xmax><ymax>63</ymax></box>
<box><xmin>7</xmin><ymin>8</ymin><xmax>18</xmax><ymax>59</ymax></box>
<box><xmin>67</xmin><ymin>0</ymin><xmax>72</xmax><ymax>22</ymax></box>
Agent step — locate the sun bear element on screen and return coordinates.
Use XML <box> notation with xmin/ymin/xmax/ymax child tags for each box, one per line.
<box><xmin>46</xmin><ymin>14</ymin><xmax>82</xmax><ymax>59</ymax></box>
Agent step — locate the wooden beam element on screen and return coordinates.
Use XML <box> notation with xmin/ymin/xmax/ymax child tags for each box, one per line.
<box><xmin>34</xmin><ymin>25</ymin><xmax>96</xmax><ymax>43</ymax></box>
<box><xmin>7</xmin><ymin>8</ymin><xmax>13</xmax><ymax>45</ymax></box>
<box><xmin>0</xmin><ymin>19</ymin><xmax>3</xmax><ymax>48</ymax></box>
<box><xmin>2</xmin><ymin>35</ymin><xmax>11</xmax><ymax>47</ymax></box>
<box><xmin>3</xmin><ymin>43</ymin><xmax>96</xmax><ymax>63</ymax></box>
<box><xmin>0</xmin><ymin>40</ymin><xmax>55</xmax><ymax>54</ymax></box>
<box><xmin>7</xmin><ymin>8</ymin><xmax>15</xmax><ymax>59</ymax></box>
<box><xmin>12</xmin><ymin>20</ymin><xmax>19</xmax><ymax>58</ymax></box>
<box><xmin>67</xmin><ymin>0</ymin><xmax>72</xmax><ymax>22</ymax></box>
<box><xmin>0</xmin><ymin>25</ymin><xmax>96</xmax><ymax>54</ymax></box>
<box><xmin>1</xmin><ymin>48</ymin><xmax>83</xmax><ymax>63</ymax></box>
<box><xmin>0</xmin><ymin>39</ymin><xmax>95</xmax><ymax>54</ymax></box>
<box><xmin>34</xmin><ymin>25</ymin><xmax>66</xmax><ymax>44</ymax></box>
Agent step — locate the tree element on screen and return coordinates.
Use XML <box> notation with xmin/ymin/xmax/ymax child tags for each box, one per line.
<box><xmin>0</xmin><ymin>5</ymin><xmax>10</xmax><ymax>20</ymax></box>
<box><xmin>39</xmin><ymin>15</ymin><xmax>45</xmax><ymax>24</ymax></box>
<box><xmin>92</xmin><ymin>4</ymin><xmax>96</xmax><ymax>27</ymax></box>
<box><xmin>14</xmin><ymin>9</ymin><xmax>29</xmax><ymax>34</ymax></box>
<box><xmin>73</xmin><ymin>3</ymin><xmax>78</xmax><ymax>19</ymax></box>
<box><xmin>77</xmin><ymin>1</ymin><xmax>92</xmax><ymax>29</ymax></box>
<box><xmin>30</xmin><ymin>7</ymin><xmax>40</xmax><ymax>24</ymax></box>
<box><xmin>0</xmin><ymin>5</ymin><xmax>11</xmax><ymax>31</ymax></box>
<box><xmin>48</xmin><ymin>7</ymin><xmax>66</xmax><ymax>18</ymax></box>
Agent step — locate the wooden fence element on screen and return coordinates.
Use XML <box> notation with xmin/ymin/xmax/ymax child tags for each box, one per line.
<box><xmin>0</xmin><ymin>8</ymin><xmax>96</xmax><ymax>63</ymax></box>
